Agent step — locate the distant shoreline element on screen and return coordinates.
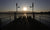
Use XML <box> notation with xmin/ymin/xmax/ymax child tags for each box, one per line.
<box><xmin>0</xmin><ymin>12</ymin><xmax>50</xmax><ymax>14</ymax></box>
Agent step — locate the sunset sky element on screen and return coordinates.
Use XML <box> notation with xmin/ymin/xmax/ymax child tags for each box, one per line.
<box><xmin>0</xmin><ymin>0</ymin><xmax>50</xmax><ymax>12</ymax></box>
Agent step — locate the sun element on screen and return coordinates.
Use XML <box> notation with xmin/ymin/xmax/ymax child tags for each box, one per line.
<box><xmin>23</xmin><ymin>7</ymin><xmax>27</xmax><ymax>11</ymax></box>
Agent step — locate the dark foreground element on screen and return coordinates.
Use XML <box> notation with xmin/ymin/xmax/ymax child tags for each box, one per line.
<box><xmin>1</xmin><ymin>16</ymin><xmax>50</xmax><ymax>30</ymax></box>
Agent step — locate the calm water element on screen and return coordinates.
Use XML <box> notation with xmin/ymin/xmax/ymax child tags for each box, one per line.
<box><xmin>35</xmin><ymin>14</ymin><xmax>50</xmax><ymax>27</ymax></box>
<box><xmin>0</xmin><ymin>14</ymin><xmax>50</xmax><ymax>27</ymax></box>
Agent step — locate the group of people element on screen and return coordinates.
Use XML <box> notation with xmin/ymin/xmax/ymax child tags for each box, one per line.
<box><xmin>15</xmin><ymin>16</ymin><xmax>34</xmax><ymax>24</ymax></box>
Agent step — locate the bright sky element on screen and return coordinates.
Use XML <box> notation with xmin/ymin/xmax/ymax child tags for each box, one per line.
<box><xmin>0</xmin><ymin>0</ymin><xmax>50</xmax><ymax>12</ymax></box>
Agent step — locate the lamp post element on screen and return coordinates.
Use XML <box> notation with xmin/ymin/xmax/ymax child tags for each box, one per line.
<box><xmin>32</xmin><ymin>3</ymin><xmax>35</xmax><ymax>20</ymax></box>
<box><xmin>14</xmin><ymin>3</ymin><xmax>20</xmax><ymax>21</ymax></box>
<box><xmin>14</xmin><ymin>3</ymin><xmax>18</xmax><ymax>21</ymax></box>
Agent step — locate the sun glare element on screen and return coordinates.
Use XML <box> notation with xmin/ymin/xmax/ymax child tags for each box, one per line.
<box><xmin>23</xmin><ymin>7</ymin><xmax>27</xmax><ymax>11</ymax></box>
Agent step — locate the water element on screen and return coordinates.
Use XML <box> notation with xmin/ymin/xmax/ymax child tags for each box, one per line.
<box><xmin>0</xmin><ymin>14</ymin><xmax>14</xmax><ymax>27</ymax></box>
<box><xmin>35</xmin><ymin>14</ymin><xmax>50</xmax><ymax>27</ymax></box>
<box><xmin>0</xmin><ymin>14</ymin><xmax>50</xmax><ymax>27</ymax></box>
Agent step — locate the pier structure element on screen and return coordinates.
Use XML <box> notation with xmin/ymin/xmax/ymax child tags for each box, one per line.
<box><xmin>14</xmin><ymin>3</ymin><xmax>35</xmax><ymax>21</ymax></box>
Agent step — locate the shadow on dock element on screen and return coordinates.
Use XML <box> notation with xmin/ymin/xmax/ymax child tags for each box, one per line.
<box><xmin>1</xmin><ymin>16</ymin><xmax>50</xmax><ymax>30</ymax></box>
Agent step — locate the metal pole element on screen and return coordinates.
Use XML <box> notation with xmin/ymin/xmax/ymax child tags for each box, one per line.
<box><xmin>32</xmin><ymin>3</ymin><xmax>35</xmax><ymax>20</ymax></box>
<box><xmin>14</xmin><ymin>3</ymin><xmax>18</xmax><ymax>21</ymax></box>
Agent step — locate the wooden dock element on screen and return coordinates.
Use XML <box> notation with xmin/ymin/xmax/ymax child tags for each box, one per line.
<box><xmin>1</xmin><ymin>16</ymin><xmax>49</xmax><ymax>30</ymax></box>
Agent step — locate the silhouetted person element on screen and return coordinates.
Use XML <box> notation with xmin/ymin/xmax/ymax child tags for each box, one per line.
<box><xmin>23</xmin><ymin>16</ymin><xmax>26</xmax><ymax>19</ymax></box>
<box><xmin>27</xmin><ymin>16</ymin><xmax>33</xmax><ymax>24</ymax></box>
<box><xmin>22</xmin><ymin>16</ymin><xmax>28</xmax><ymax>24</ymax></box>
